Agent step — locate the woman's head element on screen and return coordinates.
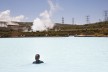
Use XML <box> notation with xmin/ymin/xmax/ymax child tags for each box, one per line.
<box><xmin>35</xmin><ymin>54</ymin><xmax>40</xmax><ymax>60</ymax></box>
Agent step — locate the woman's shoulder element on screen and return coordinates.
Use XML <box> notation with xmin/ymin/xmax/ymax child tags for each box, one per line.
<box><xmin>33</xmin><ymin>60</ymin><xmax>44</xmax><ymax>64</ymax></box>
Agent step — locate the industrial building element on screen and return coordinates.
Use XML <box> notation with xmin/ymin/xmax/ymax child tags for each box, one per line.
<box><xmin>0</xmin><ymin>21</ymin><xmax>32</xmax><ymax>32</ymax></box>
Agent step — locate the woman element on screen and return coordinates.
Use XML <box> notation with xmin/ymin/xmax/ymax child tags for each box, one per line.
<box><xmin>33</xmin><ymin>54</ymin><xmax>44</xmax><ymax>64</ymax></box>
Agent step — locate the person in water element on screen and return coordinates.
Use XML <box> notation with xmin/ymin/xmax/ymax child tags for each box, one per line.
<box><xmin>33</xmin><ymin>54</ymin><xmax>44</xmax><ymax>64</ymax></box>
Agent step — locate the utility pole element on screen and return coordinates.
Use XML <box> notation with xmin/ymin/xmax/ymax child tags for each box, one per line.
<box><xmin>72</xmin><ymin>18</ymin><xmax>74</xmax><ymax>25</ymax></box>
<box><xmin>86</xmin><ymin>15</ymin><xmax>90</xmax><ymax>24</ymax></box>
<box><xmin>62</xmin><ymin>17</ymin><xmax>64</xmax><ymax>24</ymax></box>
<box><xmin>99</xmin><ymin>19</ymin><xmax>102</xmax><ymax>22</ymax></box>
<box><xmin>104</xmin><ymin>10</ymin><xmax>108</xmax><ymax>22</ymax></box>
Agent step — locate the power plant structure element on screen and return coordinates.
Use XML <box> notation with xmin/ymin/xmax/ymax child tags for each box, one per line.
<box><xmin>0</xmin><ymin>21</ymin><xmax>32</xmax><ymax>32</ymax></box>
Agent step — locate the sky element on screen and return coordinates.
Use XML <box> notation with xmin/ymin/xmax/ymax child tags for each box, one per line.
<box><xmin>0</xmin><ymin>0</ymin><xmax>108</xmax><ymax>24</ymax></box>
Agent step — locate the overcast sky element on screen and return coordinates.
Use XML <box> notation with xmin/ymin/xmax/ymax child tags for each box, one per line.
<box><xmin>0</xmin><ymin>0</ymin><xmax>108</xmax><ymax>24</ymax></box>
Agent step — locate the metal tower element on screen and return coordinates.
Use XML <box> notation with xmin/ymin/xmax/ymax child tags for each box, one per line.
<box><xmin>86</xmin><ymin>15</ymin><xmax>90</xmax><ymax>24</ymax></box>
<box><xmin>62</xmin><ymin>17</ymin><xmax>64</xmax><ymax>24</ymax></box>
<box><xmin>72</xmin><ymin>18</ymin><xmax>74</xmax><ymax>25</ymax></box>
<box><xmin>104</xmin><ymin>11</ymin><xmax>108</xmax><ymax>21</ymax></box>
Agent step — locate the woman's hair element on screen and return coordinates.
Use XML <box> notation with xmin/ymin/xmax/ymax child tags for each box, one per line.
<box><xmin>35</xmin><ymin>54</ymin><xmax>40</xmax><ymax>60</ymax></box>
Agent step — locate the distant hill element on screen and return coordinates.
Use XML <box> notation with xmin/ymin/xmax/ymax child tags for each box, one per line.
<box><xmin>0</xmin><ymin>21</ymin><xmax>108</xmax><ymax>30</ymax></box>
<box><xmin>54</xmin><ymin>21</ymin><xmax>108</xmax><ymax>31</ymax></box>
<box><xmin>0</xmin><ymin>21</ymin><xmax>108</xmax><ymax>37</ymax></box>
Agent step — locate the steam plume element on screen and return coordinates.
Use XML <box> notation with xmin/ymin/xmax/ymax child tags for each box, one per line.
<box><xmin>0</xmin><ymin>10</ymin><xmax>25</xmax><ymax>22</ymax></box>
<box><xmin>32</xmin><ymin>0</ymin><xmax>58</xmax><ymax>32</ymax></box>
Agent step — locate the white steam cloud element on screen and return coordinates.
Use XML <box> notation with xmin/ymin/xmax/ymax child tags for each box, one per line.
<box><xmin>32</xmin><ymin>0</ymin><xmax>59</xmax><ymax>32</ymax></box>
<box><xmin>0</xmin><ymin>10</ymin><xmax>25</xmax><ymax>22</ymax></box>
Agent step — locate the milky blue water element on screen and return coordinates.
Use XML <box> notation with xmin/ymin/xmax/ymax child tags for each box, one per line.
<box><xmin>0</xmin><ymin>37</ymin><xmax>108</xmax><ymax>72</ymax></box>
